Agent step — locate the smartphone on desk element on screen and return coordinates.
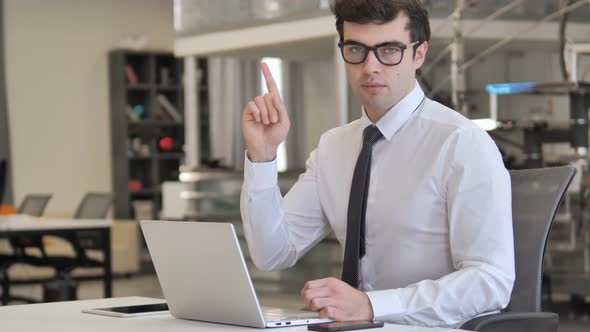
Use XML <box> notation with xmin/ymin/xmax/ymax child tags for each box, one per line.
<box><xmin>82</xmin><ymin>303</ymin><xmax>169</xmax><ymax>318</ymax></box>
<box><xmin>308</xmin><ymin>320</ymin><xmax>384</xmax><ymax>332</ymax></box>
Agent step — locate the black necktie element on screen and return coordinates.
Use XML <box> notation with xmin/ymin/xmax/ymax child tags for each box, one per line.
<box><xmin>342</xmin><ymin>125</ymin><xmax>383</xmax><ymax>288</ymax></box>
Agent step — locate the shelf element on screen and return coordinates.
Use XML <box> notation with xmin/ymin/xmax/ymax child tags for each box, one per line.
<box><xmin>130</xmin><ymin>189</ymin><xmax>161</xmax><ymax>196</ymax></box>
<box><xmin>128</xmin><ymin>120</ymin><xmax>184</xmax><ymax>127</ymax></box>
<box><xmin>126</xmin><ymin>84</ymin><xmax>152</xmax><ymax>91</ymax></box>
<box><xmin>112</xmin><ymin>50</ymin><xmax>197</xmax><ymax>220</ymax></box>
<box><xmin>156</xmin><ymin>153</ymin><xmax>184</xmax><ymax>160</ymax></box>
<box><xmin>129</xmin><ymin>156</ymin><xmax>151</xmax><ymax>161</ymax></box>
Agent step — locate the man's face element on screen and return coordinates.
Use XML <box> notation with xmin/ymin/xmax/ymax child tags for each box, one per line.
<box><xmin>342</xmin><ymin>12</ymin><xmax>428</xmax><ymax>116</ymax></box>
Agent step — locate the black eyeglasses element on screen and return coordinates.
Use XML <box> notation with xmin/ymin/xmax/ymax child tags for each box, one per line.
<box><xmin>338</xmin><ymin>41</ymin><xmax>421</xmax><ymax>66</ymax></box>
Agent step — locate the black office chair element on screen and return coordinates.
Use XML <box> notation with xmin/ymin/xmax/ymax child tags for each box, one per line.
<box><xmin>10</xmin><ymin>194</ymin><xmax>53</xmax><ymax>258</ymax></box>
<box><xmin>37</xmin><ymin>192</ymin><xmax>114</xmax><ymax>267</ymax></box>
<box><xmin>29</xmin><ymin>193</ymin><xmax>113</xmax><ymax>301</ymax></box>
<box><xmin>461</xmin><ymin>165</ymin><xmax>575</xmax><ymax>332</ymax></box>
<box><xmin>0</xmin><ymin>174</ymin><xmax>50</xmax><ymax>304</ymax></box>
<box><xmin>17</xmin><ymin>194</ymin><xmax>52</xmax><ymax>217</ymax></box>
<box><xmin>68</xmin><ymin>192</ymin><xmax>114</xmax><ymax>264</ymax></box>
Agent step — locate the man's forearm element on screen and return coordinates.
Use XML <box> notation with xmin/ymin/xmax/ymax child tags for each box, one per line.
<box><xmin>240</xmin><ymin>153</ymin><xmax>299</xmax><ymax>271</ymax></box>
<box><xmin>366</xmin><ymin>262</ymin><xmax>514</xmax><ymax>328</ymax></box>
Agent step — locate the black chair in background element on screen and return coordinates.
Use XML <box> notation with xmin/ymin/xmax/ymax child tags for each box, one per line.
<box><xmin>36</xmin><ymin>192</ymin><xmax>114</xmax><ymax>301</ymax></box>
<box><xmin>461</xmin><ymin>166</ymin><xmax>575</xmax><ymax>332</ymax></box>
<box><xmin>0</xmin><ymin>170</ymin><xmax>52</xmax><ymax>304</ymax></box>
<box><xmin>10</xmin><ymin>194</ymin><xmax>53</xmax><ymax>258</ymax></box>
<box><xmin>17</xmin><ymin>194</ymin><xmax>52</xmax><ymax>217</ymax></box>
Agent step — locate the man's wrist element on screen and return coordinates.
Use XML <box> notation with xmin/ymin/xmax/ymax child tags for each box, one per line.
<box><xmin>247</xmin><ymin>149</ymin><xmax>277</xmax><ymax>163</ymax></box>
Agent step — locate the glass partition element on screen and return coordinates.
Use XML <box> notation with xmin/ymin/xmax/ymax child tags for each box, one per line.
<box><xmin>175</xmin><ymin>0</ymin><xmax>590</xmax><ymax>38</ymax></box>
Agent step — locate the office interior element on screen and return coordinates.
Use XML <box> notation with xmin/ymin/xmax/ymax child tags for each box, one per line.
<box><xmin>0</xmin><ymin>0</ymin><xmax>589</xmax><ymax>331</ymax></box>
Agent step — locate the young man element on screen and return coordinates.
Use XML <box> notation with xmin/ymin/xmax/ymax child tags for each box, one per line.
<box><xmin>240</xmin><ymin>0</ymin><xmax>514</xmax><ymax>328</ymax></box>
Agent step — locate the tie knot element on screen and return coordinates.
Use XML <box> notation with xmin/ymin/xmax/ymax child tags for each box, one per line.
<box><xmin>363</xmin><ymin>125</ymin><xmax>383</xmax><ymax>147</ymax></box>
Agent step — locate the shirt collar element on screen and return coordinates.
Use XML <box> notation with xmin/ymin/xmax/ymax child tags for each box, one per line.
<box><xmin>359</xmin><ymin>81</ymin><xmax>425</xmax><ymax>141</ymax></box>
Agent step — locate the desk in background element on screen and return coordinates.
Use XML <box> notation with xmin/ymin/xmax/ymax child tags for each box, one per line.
<box><xmin>0</xmin><ymin>296</ymin><xmax>465</xmax><ymax>332</ymax></box>
<box><xmin>0</xmin><ymin>215</ymin><xmax>112</xmax><ymax>300</ymax></box>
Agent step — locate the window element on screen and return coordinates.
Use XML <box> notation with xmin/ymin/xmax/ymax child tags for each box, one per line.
<box><xmin>260</xmin><ymin>57</ymin><xmax>287</xmax><ymax>172</ymax></box>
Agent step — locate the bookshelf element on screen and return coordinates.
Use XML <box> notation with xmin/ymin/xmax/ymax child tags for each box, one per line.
<box><xmin>109</xmin><ymin>50</ymin><xmax>194</xmax><ymax>219</ymax></box>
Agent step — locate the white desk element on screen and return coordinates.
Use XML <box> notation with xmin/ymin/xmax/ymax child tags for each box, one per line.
<box><xmin>0</xmin><ymin>297</ymin><xmax>464</xmax><ymax>332</ymax></box>
<box><xmin>0</xmin><ymin>215</ymin><xmax>113</xmax><ymax>300</ymax></box>
<box><xmin>0</xmin><ymin>214</ymin><xmax>112</xmax><ymax>231</ymax></box>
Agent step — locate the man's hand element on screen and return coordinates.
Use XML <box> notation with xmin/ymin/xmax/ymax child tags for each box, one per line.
<box><xmin>301</xmin><ymin>277</ymin><xmax>374</xmax><ymax>321</ymax></box>
<box><xmin>242</xmin><ymin>62</ymin><xmax>290</xmax><ymax>163</ymax></box>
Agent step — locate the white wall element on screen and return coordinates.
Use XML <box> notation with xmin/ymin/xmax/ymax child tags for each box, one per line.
<box><xmin>4</xmin><ymin>0</ymin><xmax>174</xmax><ymax>215</ymax></box>
<box><xmin>302</xmin><ymin>56</ymin><xmax>345</xmax><ymax>156</ymax></box>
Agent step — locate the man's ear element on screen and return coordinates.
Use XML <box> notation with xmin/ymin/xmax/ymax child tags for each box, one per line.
<box><xmin>414</xmin><ymin>41</ymin><xmax>429</xmax><ymax>70</ymax></box>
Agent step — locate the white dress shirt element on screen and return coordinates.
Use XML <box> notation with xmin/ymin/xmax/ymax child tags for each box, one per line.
<box><xmin>240</xmin><ymin>82</ymin><xmax>515</xmax><ymax>328</ymax></box>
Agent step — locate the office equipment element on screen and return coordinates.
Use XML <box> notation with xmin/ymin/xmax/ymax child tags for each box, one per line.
<box><xmin>485</xmin><ymin>81</ymin><xmax>590</xmax><ymax>168</ymax></box>
<box><xmin>83</xmin><ymin>302</ymin><xmax>169</xmax><ymax>318</ymax></box>
<box><xmin>308</xmin><ymin>321</ymin><xmax>384</xmax><ymax>332</ymax></box>
<box><xmin>0</xmin><ymin>296</ymin><xmax>459</xmax><ymax>332</ymax></box>
<box><xmin>140</xmin><ymin>220</ymin><xmax>331</xmax><ymax>328</ymax></box>
<box><xmin>172</xmin><ymin>168</ymin><xmax>342</xmax><ymax>293</ymax></box>
<box><xmin>460</xmin><ymin>166</ymin><xmax>575</xmax><ymax>332</ymax></box>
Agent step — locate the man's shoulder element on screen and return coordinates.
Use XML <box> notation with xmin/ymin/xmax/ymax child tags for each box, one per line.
<box><xmin>414</xmin><ymin>98</ymin><xmax>498</xmax><ymax>153</ymax></box>
<box><xmin>318</xmin><ymin>119</ymin><xmax>364</xmax><ymax>144</ymax></box>
<box><xmin>418</xmin><ymin>98</ymin><xmax>480</xmax><ymax>132</ymax></box>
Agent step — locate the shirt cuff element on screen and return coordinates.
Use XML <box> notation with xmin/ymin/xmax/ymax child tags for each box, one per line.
<box><xmin>366</xmin><ymin>289</ymin><xmax>406</xmax><ymax>321</ymax></box>
<box><xmin>243</xmin><ymin>151</ymin><xmax>278</xmax><ymax>191</ymax></box>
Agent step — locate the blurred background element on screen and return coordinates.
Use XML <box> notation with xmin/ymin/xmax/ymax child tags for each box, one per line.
<box><xmin>0</xmin><ymin>1</ymin><xmax>590</xmax><ymax>330</ymax></box>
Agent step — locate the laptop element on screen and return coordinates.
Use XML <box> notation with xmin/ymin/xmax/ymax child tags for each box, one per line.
<box><xmin>140</xmin><ymin>220</ymin><xmax>333</xmax><ymax>328</ymax></box>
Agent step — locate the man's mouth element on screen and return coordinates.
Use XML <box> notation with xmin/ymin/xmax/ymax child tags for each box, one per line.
<box><xmin>361</xmin><ymin>83</ymin><xmax>386</xmax><ymax>92</ymax></box>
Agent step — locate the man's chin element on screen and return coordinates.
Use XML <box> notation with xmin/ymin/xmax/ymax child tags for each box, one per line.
<box><xmin>361</xmin><ymin>99</ymin><xmax>393</xmax><ymax>112</ymax></box>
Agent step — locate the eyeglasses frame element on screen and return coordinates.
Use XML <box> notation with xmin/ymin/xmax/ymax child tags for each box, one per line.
<box><xmin>337</xmin><ymin>40</ymin><xmax>422</xmax><ymax>66</ymax></box>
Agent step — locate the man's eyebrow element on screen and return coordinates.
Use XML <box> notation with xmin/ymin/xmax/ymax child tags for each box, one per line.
<box><xmin>342</xmin><ymin>39</ymin><xmax>406</xmax><ymax>47</ymax></box>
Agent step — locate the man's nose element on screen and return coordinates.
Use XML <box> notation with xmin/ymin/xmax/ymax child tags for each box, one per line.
<box><xmin>362</xmin><ymin>50</ymin><xmax>382</xmax><ymax>74</ymax></box>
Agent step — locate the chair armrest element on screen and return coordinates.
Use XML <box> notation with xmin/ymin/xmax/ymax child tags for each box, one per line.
<box><xmin>460</xmin><ymin>312</ymin><xmax>558</xmax><ymax>332</ymax></box>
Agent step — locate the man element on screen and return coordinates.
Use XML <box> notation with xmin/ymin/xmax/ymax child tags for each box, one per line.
<box><xmin>240</xmin><ymin>0</ymin><xmax>514</xmax><ymax>328</ymax></box>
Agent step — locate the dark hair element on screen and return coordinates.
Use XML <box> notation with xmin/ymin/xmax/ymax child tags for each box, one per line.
<box><xmin>331</xmin><ymin>0</ymin><xmax>430</xmax><ymax>51</ymax></box>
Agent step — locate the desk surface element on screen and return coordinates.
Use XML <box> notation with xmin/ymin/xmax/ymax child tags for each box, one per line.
<box><xmin>0</xmin><ymin>214</ymin><xmax>112</xmax><ymax>231</ymax></box>
<box><xmin>0</xmin><ymin>297</ymin><xmax>463</xmax><ymax>332</ymax></box>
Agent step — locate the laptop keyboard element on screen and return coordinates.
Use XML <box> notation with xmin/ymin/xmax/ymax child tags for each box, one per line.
<box><xmin>262</xmin><ymin>307</ymin><xmax>320</xmax><ymax>322</ymax></box>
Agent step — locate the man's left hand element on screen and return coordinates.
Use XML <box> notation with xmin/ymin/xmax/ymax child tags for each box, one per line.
<box><xmin>301</xmin><ymin>277</ymin><xmax>374</xmax><ymax>321</ymax></box>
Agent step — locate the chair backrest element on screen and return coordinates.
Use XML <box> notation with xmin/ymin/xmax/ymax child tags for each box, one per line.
<box><xmin>74</xmin><ymin>192</ymin><xmax>113</xmax><ymax>219</ymax></box>
<box><xmin>0</xmin><ymin>159</ymin><xmax>6</xmax><ymax>204</ymax></box>
<box><xmin>17</xmin><ymin>194</ymin><xmax>53</xmax><ymax>217</ymax></box>
<box><xmin>71</xmin><ymin>192</ymin><xmax>113</xmax><ymax>254</ymax></box>
<box><xmin>507</xmin><ymin>165</ymin><xmax>575</xmax><ymax>313</ymax></box>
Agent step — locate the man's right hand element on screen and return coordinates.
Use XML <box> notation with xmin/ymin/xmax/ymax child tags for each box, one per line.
<box><xmin>242</xmin><ymin>62</ymin><xmax>290</xmax><ymax>163</ymax></box>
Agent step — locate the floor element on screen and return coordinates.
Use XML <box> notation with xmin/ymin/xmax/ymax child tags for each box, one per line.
<box><xmin>5</xmin><ymin>272</ymin><xmax>590</xmax><ymax>331</ymax></box>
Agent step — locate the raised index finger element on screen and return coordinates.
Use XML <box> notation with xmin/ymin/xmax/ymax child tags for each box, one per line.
<box><xmin>261</xmin><ymin>62</ymin><xmax>281</xmax><ymax>98</ymax></box>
